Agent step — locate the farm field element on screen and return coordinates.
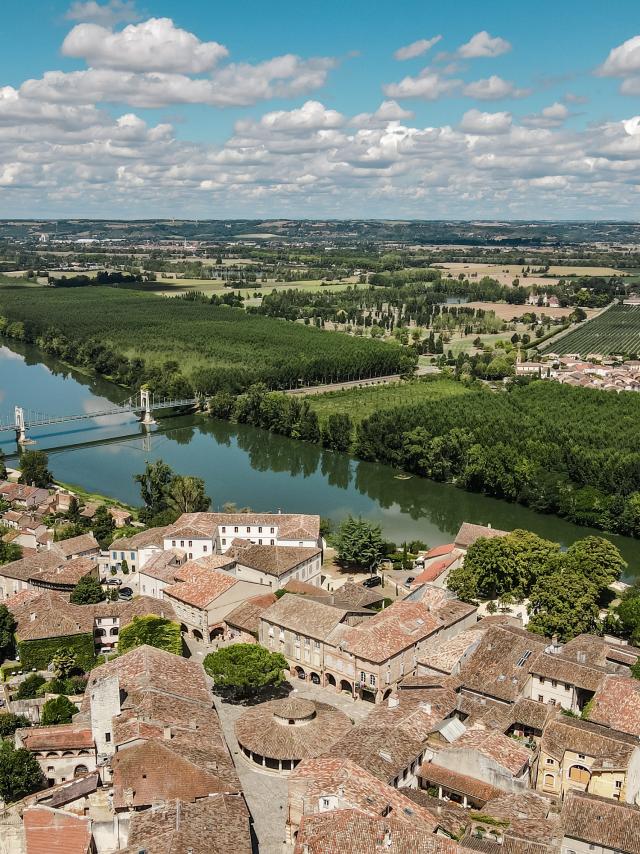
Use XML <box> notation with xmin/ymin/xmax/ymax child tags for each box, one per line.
<box><xmin>307</xmin><ymin>378</ymin><xmax>471</xmax><ymax>425</ymax></box>
<box><xmin>541</xmin><ymin>304</ymin><xmax>640</xmax><ymax>356</ymax></box>
<box><xmin>0</xmin><ymin>285</ymin><xmax>415</xmax><ymax>389</ymax></box>
<box><xmin>464</xmin><ymin>301</ymin><xmax>599</xmax><ymax>321</ymax></box>
<box><xmin>435</xmin><ymin>262</ymin><xmax>627</xmax><ymax>287</ymax></box>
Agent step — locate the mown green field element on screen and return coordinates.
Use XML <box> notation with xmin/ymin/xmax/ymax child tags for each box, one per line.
<box><xmin>541</xmin><ymin>304</ymin><xmax>640</xmax><ymax>356</ymax></box>
<box><xmin>308</xmin><ymin>378</ymin><xmax>471</xmax><ymax>425</ymax></box>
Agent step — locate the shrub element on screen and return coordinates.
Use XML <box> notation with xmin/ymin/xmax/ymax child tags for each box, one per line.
<box><xmin>15</xmin><ymin>674</ymin><xmax>46</xmax><ymax>700</ymax></box>
<box><xmin>40</xmin><ymin>696</ymin><xmax>78</xmax><ymax>726</ymax></box>
<box><xmin>118</xmin><ymin>616</ymin><xmax>182</xmax><ymax>656</ymax></box>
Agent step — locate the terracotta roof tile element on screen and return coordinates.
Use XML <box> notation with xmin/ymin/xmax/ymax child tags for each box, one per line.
<box><xmin>224</xmin><ymin>593</ymin><xmax>277</xmax><ymax>634</ymax></box>
<box><xmin>21</xmin><ymin>724</ymin><xmax>93</xmax><ymax>751</ymax></box>
<box><xmin>122</xmin><ymin>795</ymin><xmax>252</xmax><ymax>854</ymax></box>
<box><xmin>164</xmin><ymin>570</ymin><xmax>238</xmax><ymax>609</ymax></box>
<box><xmin>294</xmin><ymin>809</ymin><xmax>459</xmax><ymax>854</ymax></box>
<box><xmin>440</xmin><ymin>727</ymin><xmax>532</xmax><ymax>776</ymax></box>
<box><xmin>418</xmin><ymin>762</ymin><xmax>504</xmax><ymax>803</ymax></box>
<box><xmin>589</xmin><ymin>674</ymin><xmax>640</xmax><ymax>736</ymax></box>
<box><xmin>24</xmin><ymin>806</ymin><xmax>92</xmax><ymax>854</ymax></box>
<box><xmin>262</xmin><ymin>594</ymin><xmax>347</xmax><ymax>641</ymax></box>
<box><xmin>454</xmin><ymin>523</ymin><xmax>509</xmax><ymax>549</ymax></box>
<box><xmin>235</xmin><ymin>698</ymin><xmax>351</xmax><ymax>761</ymax></box>
<box><xmin>561</xmin><ymin>791</ymin><xmax>640</xmax><ymax>854</ymax></box>
<box><xmin>541</xmin><ymin>716</ymin><xmax>639</xmax><ymax>768</ymax></box>
<box><xmin>230</xmin><ymin>542</ymin><xmax>321</xmax><ymax>577</ymax></box>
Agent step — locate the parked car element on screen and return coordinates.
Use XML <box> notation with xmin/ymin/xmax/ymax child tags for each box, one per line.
<box><xmin>119</xmin><ymin>587</ymin><xmax>133</xmax><ymax>601</ymax></box>
<box><xmin>362</xmin><ymin>575</ymin><xmax>382</xmax><ymax>588</ymax></box>
<box><xmin>106</xmin><ymin>578</ymin><xmax>122</xmax><ymax>586</ymax></box>
<box><xmin>405</xmin><ymin>577</ymin><xmax>415</xmax><ymax>585</ymax></box>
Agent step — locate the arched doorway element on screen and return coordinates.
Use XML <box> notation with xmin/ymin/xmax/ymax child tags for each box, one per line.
<box><xmin>568</xmin><ymin>765</ymin><xmax>591</xmax><ymax>785</ymax></box>
<box><xmin>309</xmin><ymin>672</ymin><xmax>320</xmax><ymax>685</ymax></box>
<box><xmin>192</xmin><ymin>629</ymin><xmax>203</xmax><ymax>641</ymax></box>
<box><xmin>209</xmin><ymin>627</ymin><xmax>224</xmax><ymax>642</ymax></box>
<box><xmin>325</xmin><ymin>673</ymin><xmax>336</xmax><ymax>688</ymax></box>
<box><xmin>294</xmin><ymin>666</ymin><xmax>306</xmax><ymax>680</ymax></box>
<box><xmin>543</xmin><ymin>773</ymin><xmax>555</xmax><ymax>789</ymax></box>
<box><xmin>383</xmin><ymin>688</ymin><xmax>392</xmax><ymax>700</ymax></box>
<box><xmin>180</xmin><ymin>624</ymin><xmax>188</xmax><ymax>634</ymax></box>
<box><xmin>340</xmin><ymin>679</ymin><xmax>352</xmax><ymax>695</ymax></box>
<box><xmin>74</xmin><ymin>765</ymin><xmax>89</xmax><ymax>777</ymax></box>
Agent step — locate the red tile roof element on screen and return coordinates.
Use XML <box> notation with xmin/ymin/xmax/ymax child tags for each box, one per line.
<box><xmin>24</xmin><ymin>806</ymin><xmax>92</xmax><ymax>854</ymax></box>
<box><xmin>411</xmin><ymin>556</ymin><xmax>459</xmax><ymax>585</ymax></box>
<box><xmin>425</xmin><ymin>543</ymin><xmax>457</xmax><ymax>559</ymax></box>
<box><xmin>164</xmin><ymin>570</ymin><xmax>238</xmax><ymax>609</ymax></box>
<box><xmin>21</xmin><ymin>724</ymin><xmax>93</xmax><ymax>752</ymax></box>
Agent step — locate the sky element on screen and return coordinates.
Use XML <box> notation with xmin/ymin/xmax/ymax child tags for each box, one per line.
<box><xmin>1</xmin><ymin>0</ymin><xmax>640</xmax><ymax>220</ymax></box>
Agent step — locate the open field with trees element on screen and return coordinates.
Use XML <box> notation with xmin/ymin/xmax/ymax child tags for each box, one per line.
<box><xmin>541</xmin><ymin>304</ymin><xmax>640</xmax><ymax>356</ymax></box>
<box><xmin>0</xmin><ymin>286</ymin><xmax>415</xmax><ymax>396</ymax></box>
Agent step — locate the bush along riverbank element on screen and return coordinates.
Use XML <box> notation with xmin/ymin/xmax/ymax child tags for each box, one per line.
<box><xmin>208</xmin><ymin>377</ymin><xmax>640</xmax><ymax>539</ymax></box>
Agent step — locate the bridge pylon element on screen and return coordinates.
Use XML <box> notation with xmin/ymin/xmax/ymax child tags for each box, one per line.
<box><xmin>14</xmin><ymin>406</ymin><xmax>30</xmax><ymax>445</ymax></box>
<box><xmin>140</xmin><ymin>389</ymin><xmax>156</xmax><ymax>426</ymax></box>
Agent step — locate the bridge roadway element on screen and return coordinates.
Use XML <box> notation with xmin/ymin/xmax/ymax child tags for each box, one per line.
<box><xmin>0</xmin><ymin>398</ymin><xmax>199</xmax><ymax>432</ymax></box>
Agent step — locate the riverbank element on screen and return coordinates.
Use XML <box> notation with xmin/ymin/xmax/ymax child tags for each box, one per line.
<box><xmin>1</xmin><ymin>340</ymin><xmax>639</xmax><ymax>576</ymax></box>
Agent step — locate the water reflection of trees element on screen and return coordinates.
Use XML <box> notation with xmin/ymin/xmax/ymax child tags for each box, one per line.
<box><xmin>320</xmin><ymin>451</ymin><xmax>353</xmax><ymax>491</ymax></box>
<box><xmin>236</xmin><ymin>428</ymin><xmax>321</xmax><ymax>479</ymax></box>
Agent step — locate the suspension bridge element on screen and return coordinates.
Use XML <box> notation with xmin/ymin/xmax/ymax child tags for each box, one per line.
<box><xmin>0</xmin><ymin>389</ymin><xmax>202</xmax><ymax>444</ymax></box>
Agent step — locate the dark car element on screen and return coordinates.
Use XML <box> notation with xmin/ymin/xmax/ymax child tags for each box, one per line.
<box><xmin>405</xmin><ymin>576</ymin><xmax>415</xmax><ymax>585</ymax></box>
<box><xmin>118</xmin><ymin>587</ymin><xmax>133</xmax><ymax>601</ymax></box>
<box><xmin>362</xmin><ymin>575</ymin><xmax>382</xmax><ymax>588</ymax></box>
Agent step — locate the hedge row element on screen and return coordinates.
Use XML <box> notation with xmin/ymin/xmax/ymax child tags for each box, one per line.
<box><xmin>17</xmin><ymin>633</ymin><xmax>95</xmax><ymax>672</ymax></box>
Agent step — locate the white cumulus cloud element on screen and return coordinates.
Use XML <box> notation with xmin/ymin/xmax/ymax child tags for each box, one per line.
<box><xmin>599</xmin><ymin>34</ymin><xmax>640</xmax><ymax>77</ymax></box>
<box><xmin>522</xmin><ymin>102</ymin><xmax>569</xmax><ymax>128</ymax></box>
<box><xmin>394</xmin><ymin>36</ymin><xmax>442</xmax><ymax>61</ymax></box>
<box><xmin>62</xmin><ymin>17</ymin><xmax>228</xmax><ymax>74</ymax></box>
<box><xmin>65</xmin><ymin>0</ymin><xmax>141</xmax><ymax>26</ymax></box>
<box><xmin>460</xmin><ymin>108</ymin><xmax>512</xmax><ymax>134</ymax></box>
<box><xmin>463</xmin><ymin>75</ymin><xmax>530</xmax><ymax>100</ymax></box>
<box><xmin>457</xmin><ymin>31</ymin><xmax>512</xmax><ymax>59</ymax></box>
<box><xmin>383</xmin><ymin>70</ymin><xmax>461</xmax><ymax>100</ymax></box>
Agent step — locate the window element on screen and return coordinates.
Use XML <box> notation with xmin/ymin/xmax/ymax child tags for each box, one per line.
<box><xmin>370</xmin><ymin>674</ymin><xmax>376</xmax><ymax>687</ymax></box>
<box><xmin>246</xmin><ymin>527</ymin><xmax>250</xmax><ymax>533</ymax></box>
<box><xmin>314</xmin><ymin>640</ymin><xmax>320</xmax><ymax>650</ymax></box>
<box><xmin>538</xmin><ymin>695</ymin><xmax>544</xmax><ymax>702</ymax></box>
<box><xmin>222</xmin><ymin>539</ymin><xmax>226</xmax><ymax>546</ymax></box>
<box><xmin>360</xmin><ymin>671</ymin><xmax>366</xmax><ymax>682</ymax></box>
<box><xmin>188</xmin><ymin>540</ymin><xmax>192</xmax><ymax>547</ymax></box>
<box><xmin>299</xmin><ymin>541</ymin><xmax>303</xmax><ymax>547</ymax></box>
<box><xmin>304</xmin><ymin>637</ymin><xmax>310</xmax><ymax>646</ymax></box>
<box><xmin>546</xmin><ymin>758</ymin><xmax>554</xmax><ymax>765</ymax></box>
<box><xmin>120</xmin><ymin>552</ymin><xmax>124</xmax><ymax>560</ymax></box>
<box><xmin>203</xmin><ymin>545</ymin><xmax>208</xmax><ymax>552</ymax></box>
<box><xmin>188</xmin><ymin>553</ymin><xmax>193</xmax><ymax>559</ymax></box>
<box><xmin>270</xmin><ymin>527</ymin><xmax>275</xmax><ymax>534</ymax></box>
<box><xmin>172</xmin><ymin>540</ymin><xmax>176</xmax><ymax>547</ymax></box>
<box><xmin>105</xmin><ymin>733</ymin><xmax>111</xmax><ymax>743</ymax></box>
<box><xmin>234</xmin><ymin>527</ymin><xmax>239</xmax><ymax>533</ymax></box>
<box><xmin>551</xmin><ymin>680</ymin><xmax>557</xmax><ymax>688</ymax></box>
<box><xmin>322</xmin><ymin>798</ymin><xmax>330</xmax><ymax>809</ymax></box>
<box><xmin>180</xmin><ymin>540</ymin><xmax>184</xmax><ymax>547</ymax></box>
<box><xmin>294</xmin><ymin>634</ymin><xmax>300</xmax><ymax>642</ymax></box>
<box><xmin>578</xmin><ymin>754</ymin><xmax>586</xmax><ymax>760</ymax></box>
<box><xmin>112</xmin><ymin>551</ymin><xmax>117</xmax><ymax>559</ymax></box>
<box><xmin>615</xmin><ymin>780</ymin><xmax>622</xmax><ymax>789</ymax></box>
<box><xmin>258</xmin><ymin>539</ymin><xmax>262</xmax><ymax>545</ymax></box>
<box><xmin>222</xmin><ymin>527</ymin><xmax>226</xmax><ymax>533</ymax></box>
<box><xmin>270</xmin><ymin>539</ymin><xmax>275</xmax><ymax>545</ymax></box>
<box><xmin>130</xmin><ymin>552</ymin><xmax>135</xmax><ymax>561</ymax></box>
<box><xmin>259</xmin><ymin>527</ymin><xmax>263</xmax><ymax>533</ymax></box>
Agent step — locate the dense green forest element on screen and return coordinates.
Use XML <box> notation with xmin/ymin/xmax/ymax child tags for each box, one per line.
<box><xmin>210</xmin><ymin>378</ymin><xmax>640</xmax><ymax>538</ymax></box>
<box><xmin>0</xmin><ymin>287</ymin><xmax>415</xmax><ymax>396</ymax></box>
<box><xmin>355</xmin><ymin>381</ymin><xmax>640</xmax><ymax>537</ymax></box>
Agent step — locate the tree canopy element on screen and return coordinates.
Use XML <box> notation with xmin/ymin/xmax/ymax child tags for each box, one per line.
<box><xmin>203</xmin><ymin>644</ymin><xmax>288</xmax><ymax>700</ymax></box>
<box><xmin>0</xmin><ymin>605</ymin><xmax>16</xmax><ymax>664</ymax></box>
<box><xmin>118</xmin><ymin>616</ymin><xmax>182</xmax><ymax>656</ymax></box>
<box><xmin>0</xmin><ymin>741</ymin><xmax>45</xmax><ymax>803</ymax></box>
<box><xmin>135</xmin><ymin>460</ymin><xmax>211</xmax><ymax>523</ymax></box>
<box><xmin>18</xmin><ymin>450</ymin><xmax>52</xmax><ymax>488</ymax></box>
<box><xmin>70</xmin><ymin>574</ymin><xmax>105</xmax><ymax>605</ymax></box>
<box><xmin>0</xmin><ymin>712</ymin><xmax>30</xmax><ymax>739</ymax></box>
<box><xmin>40</xmin><ymin>695</ymin><xmax>78</xmax><ymax>726</ymax></box>
<box><xmin>332</xmin><ymin>515</ymin><xmax>385</xmax><ymax>569</ymax></box>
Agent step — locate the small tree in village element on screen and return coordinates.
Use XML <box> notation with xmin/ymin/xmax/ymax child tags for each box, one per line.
<box><xmin>70</xmin><ymin>574</ymin><xmax>105</xmax><ymax>605</ymax></box>
<box><xmin>204</xmin><ymin>644</ymin><xmax>288</xmax><ymax>702</ymax></box>
<box><xmin>333</xmin><ymin>515</ymin><xmax>385</xmax><ymax>569</ymax></box>
<box><xmin>0</xmin><ymin>741</ymin><xmax>45</xmax><ymax>803</ymax></box>
<box><xmin>40</xmin><ymin>695</ymin><xmax>78</xmax><ymax>726</ymax></box>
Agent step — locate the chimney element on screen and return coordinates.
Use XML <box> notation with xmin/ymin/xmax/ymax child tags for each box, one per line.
<box><xmin>163</xmin><ymin>726</ymin><xmax>172</xmax><ymax>741</ymax></box>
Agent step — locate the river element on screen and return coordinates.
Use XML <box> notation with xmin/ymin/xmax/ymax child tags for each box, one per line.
<box><xmin>1</xmin><ymin>341</ymin><xmax>638</xmax><ymax>577</ymax></box>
